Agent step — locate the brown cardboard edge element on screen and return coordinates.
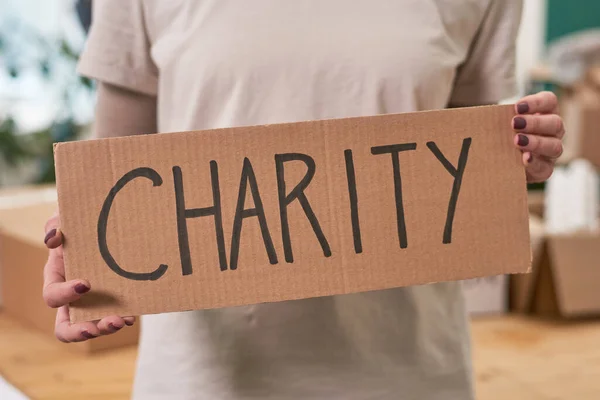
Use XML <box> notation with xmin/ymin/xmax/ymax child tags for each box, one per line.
<box><xmin>53</xmin><ymin>143</ymin><xmax>65</xmax><ymax>285</ymax></box>
<box><xmin>52</xmin><ymin>105</ymin><xmax>513</xmax><ymax>149</ymax></box>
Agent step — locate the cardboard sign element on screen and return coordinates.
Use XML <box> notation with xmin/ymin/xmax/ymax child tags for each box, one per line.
<box><xmin>55</xmin><ymin>105</ymin><xmax>531</xmax><ymax>323</ymax></box>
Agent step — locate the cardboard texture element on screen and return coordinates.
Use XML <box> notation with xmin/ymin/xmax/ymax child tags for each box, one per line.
<box><xmin>511</xmin><ymin>214</ymin><xmax>600</xmax><ymax>318</ymax></box>
<box><xmin>0</xmin><ymin>186</ymin><xmax>139</xmax><ymax>353</ymax></box>
<box><xmin>54</xmin><ymin>105</ymin><xmax>531</xmax><ymax>323</ymax></box>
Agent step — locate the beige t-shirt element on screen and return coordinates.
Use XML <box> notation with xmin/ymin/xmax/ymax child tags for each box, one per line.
<box><xmin>78</xmin><ymin>1</ymin><xmax>522</xmax><ymax>399</ymax></box>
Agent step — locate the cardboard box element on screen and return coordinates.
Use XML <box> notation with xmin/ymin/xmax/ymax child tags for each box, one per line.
<box><xmin>557</xmin><ymin>82</ymin><xmax>600</xmax><ymax>170</ymax></box>
<box><xmin>54</xmin><ymin>105</ymin><xmax>532</xmax><ymax>323</ymax></box>
<box><xmin>463</xmin><ymin>275</ymin><xmax>508</xmax><ymax>316</ymax></box>
<box><xmin>515</xmin><ymin>173</ymin><xmax>600</xmax><ymax>318</ymax></box>
<box><xmin>0</xmin><ymin>185</ymin><xmax>139</xmax><ymax>353</ymax></box>
<box><xmin>511</xmin><ymin>215</ymin><xmax>600</xmax><ymax>318</ymax></box>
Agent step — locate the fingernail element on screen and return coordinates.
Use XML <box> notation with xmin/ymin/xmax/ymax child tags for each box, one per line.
<box><xmin>74</xmin><ymin>283</ymin><xmax>90</xmax><ymax>294</ymax></box>
<box><xmin>44</xmin><ymin>228</ymin><xmax>57</xmax><ymax>244</ymax></box>
<box><xmin>125</xmin><ymin>320</ymin><xmax>134</xmax><ymax>326</ymax></box>
<box><xmin>108</xmin><ymin>323</ymin><xmax>122</xmax><ymax>332</ymax></box>
<box><xmin>82</xmin><ymin>331</ymin><xmax>96</xmax><ymax>339</ymax></box>
<box><xmin>517</xmin><ymin>134</ymin><xmax>529</xmax><ymax>147</ymax></box>
<box><xmin>513</xmin><ymin>117</ymin><xmax>526</xmax><ymax>130</ymax></box>
<box><xmin>517</xmin><ymin>102</ymin><xmax>529</xmax><ymax>114</ymax></box>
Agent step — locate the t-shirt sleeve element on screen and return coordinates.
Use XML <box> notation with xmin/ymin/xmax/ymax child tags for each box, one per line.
<box><xmin>448</xmin><ymin>0</ymin><xmax>523</xmax><ymax>106</ymax></box>
<box><xmin>77</xmin><ymin>0</ymin><xmax>158</xmax><ymax>96</ymax></box>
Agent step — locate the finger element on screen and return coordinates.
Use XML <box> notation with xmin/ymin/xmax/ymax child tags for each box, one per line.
<box><xmin>44</xmin><ymin>228</ymin><xmax>63</xmax><ymax>249</ymax></box>
<box><xmin>512</xmin><ymin>114</ymin><xmax>565</xmax><ymax>139</ymax></box>
<box><xmin>43</xmin><ymin>245</ymin><xmax>67</xmax><ymax>305</ymax></box>
<box><xmin>55</xmin><ymin>305</ymin><xmax>101</xmax><ymax>343</ymax></box>
<box><xmin>515</xmin><ymin>134</ymin><xmax>563</xmax><ymax>159</ymax></box>
<box><xmin>524</xmin><ymin>154</ymin><xmax>555</xmax><ymax>183</ymax></box>
<box><xmin>43</xmin><ymin>278</ymin><xmax>90</xmax><ymax>308</ymax></box>
<box><xmin>44</xmin><ymin>213</ymin><xmax>63</xmax><ymax>249</ymax></box>
<box><xmin>124</xmin><ymin>316</ymin><xmax>136</xmax><ymax>327</ymax></box>
<box><xmin>515</xmin><ymin>91</ymin><xmax>559</xmax><ymax>115</ymax></box>
<box><xmin>523</xmin><ymin>152</ymin><xmax>533</xmax><ymax>167</ymax></box>
<box><xmin>97</xmin><ymin>316</ymin><xmax>127</xmax><ymax>334</ymax></box>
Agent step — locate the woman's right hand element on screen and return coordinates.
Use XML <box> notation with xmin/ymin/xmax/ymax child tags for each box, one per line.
<box><xmin>43</xmin><ymin>212</ymin><xmax>135</xmax><ymax>342</ymax></box>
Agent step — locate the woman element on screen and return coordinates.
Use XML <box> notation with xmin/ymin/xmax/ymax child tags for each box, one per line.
<box><xmin>43</xmin><ymin>1</ymin><xmax>564</xmax><ymax>399</ymax></box>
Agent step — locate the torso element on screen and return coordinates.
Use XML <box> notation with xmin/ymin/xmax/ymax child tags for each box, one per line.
<box><xmin>133</xmin><ymin>1</ymin><xmax>491</xmax><ymax>398</ymax></box>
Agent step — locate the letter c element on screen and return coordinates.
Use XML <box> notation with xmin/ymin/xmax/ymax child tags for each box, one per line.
<box><xmin>97</xmin><ymin>167</ymin><xmax>168</xmax><ymax>281</ymax></box>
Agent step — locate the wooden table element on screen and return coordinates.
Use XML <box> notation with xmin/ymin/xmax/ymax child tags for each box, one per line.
<box><xmin>472</xmin><ymin>316</ymin><xmax>600</xmax><ymax>400</ymax></box>
<box><xmin>1</xmin><ymin>312</ymin><xmax>599</xmax><ymax>399</ymax></box>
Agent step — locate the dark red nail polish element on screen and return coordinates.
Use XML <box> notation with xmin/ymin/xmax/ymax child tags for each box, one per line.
<box><xmin>82</xmin><ymin>331</ymin><xmax>95</xmax><ymax>339</ymax></box>
<box><xmin>517</xmin><ymin>102</ymin><xmax>529</xmax><ymax>114</ymax></box>
<box><xmin>74</xmin><ymin>283</ymin><xmax>90</xmax><ymax>294</ymax></box>
<box><xmin>108</xmin><ymin>323</ymin><xmax>122</xmax><ymax>332</ymax></box>
<box><xmin>513</xmin><ymin>117</ymin><xmax>526</xmax><ymax>130</ymax></box>
<box><xmin>44</xmin><ymin>228</ymin><xmax>57</xmax><ymax>244</ymax></box>
<box><xmin>125</xmin><ymin>320</ymin><xmax>134</xmax><ymax>326</ymax></box>
<box><xmin>517</xmin><ymin>134</ymin><xmax>529</xmax><ymax>147</ymax></box>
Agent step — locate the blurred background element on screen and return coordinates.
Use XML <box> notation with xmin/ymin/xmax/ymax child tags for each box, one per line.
<box><xmin>0</xmin><ymin>1</ymin><xmax>598</xmax><ymax>399</ymax></box>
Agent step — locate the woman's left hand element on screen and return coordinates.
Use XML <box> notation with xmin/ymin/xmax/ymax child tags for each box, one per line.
<box><xmin>512</xmin><ymin>91</ymin><xmax>565</xmax><ymax>183</ymax></box>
